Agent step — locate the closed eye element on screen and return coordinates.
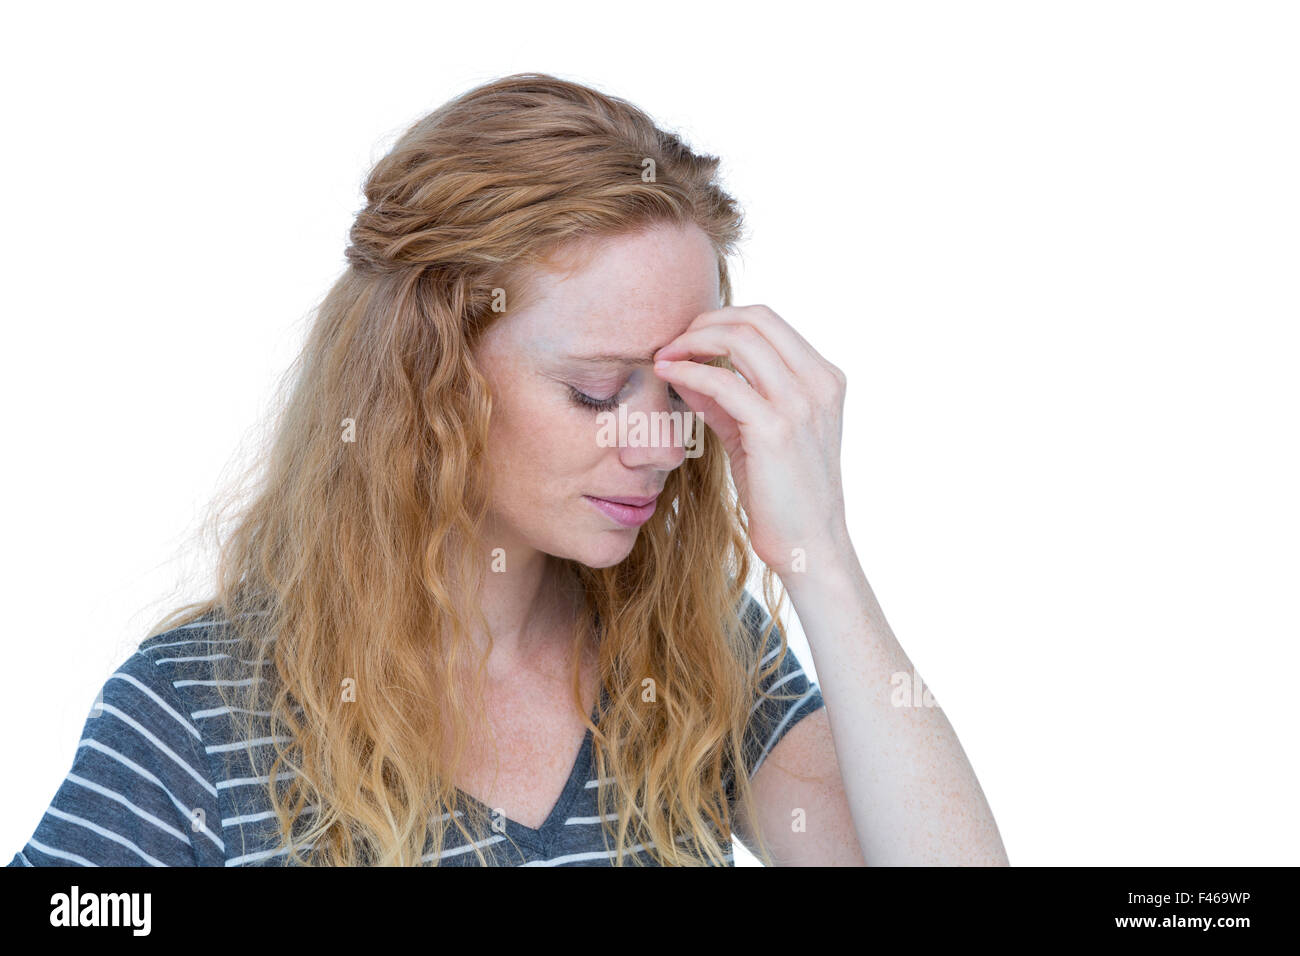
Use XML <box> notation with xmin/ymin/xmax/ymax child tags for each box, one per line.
<box><xmin>569</xmin><ymin>386</ymin><xmax>620</xmax><ymax>412</ymax></box>
<box><xmin>568</xmin><ymin>384</ymin><xmax>687</xmax><ymax>412</ymax></box>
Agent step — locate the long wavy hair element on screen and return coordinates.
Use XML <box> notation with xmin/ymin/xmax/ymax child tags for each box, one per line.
<box><xmin>146</xmin><ymin>71</ymin><xmax>803</xmax><ymax>866</ymax></box>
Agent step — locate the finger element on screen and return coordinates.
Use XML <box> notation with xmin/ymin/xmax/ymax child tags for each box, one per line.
<box><xmin>653</xmin><ymin>358</ymin><xmax>771</xmax><ymax>428</ymax></box>
<box><xmin>662</xmin><ymin>305</ymin><xmax>832</xmax><ymax>383</ymax></box>
<box><xmin>650</xmin><ymin>322</ymin><xmax>797</xmax><ymax>403</ymax></box>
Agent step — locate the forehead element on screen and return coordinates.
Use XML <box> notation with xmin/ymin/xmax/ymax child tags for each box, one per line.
<box><xmin>488</xmin><ymin>222</ymin><xmax>721</xmax><ymax>357</ymax></box>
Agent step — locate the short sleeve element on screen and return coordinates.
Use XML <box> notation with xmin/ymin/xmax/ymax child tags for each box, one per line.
<box><xmin>8</xmin><ymin>648</ymin><xmax>224</xmax><ymax>867</ymax></box>
<box><xmin>727</xmin><ymin>593</ymin><xmax>825</xmax><ymax>803</ymax></box>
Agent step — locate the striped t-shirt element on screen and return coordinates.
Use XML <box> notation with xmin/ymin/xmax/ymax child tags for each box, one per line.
<box><xmin>8</xmin><ymin>593</ymin><xmax>823</xmax><ymax>867</ymax></box>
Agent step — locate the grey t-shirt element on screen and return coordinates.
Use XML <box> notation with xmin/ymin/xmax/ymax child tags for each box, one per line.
<box><xmin>9</xmin><ymin>594</ymin><xmax>823</xmax><ymax>867</ymax></box>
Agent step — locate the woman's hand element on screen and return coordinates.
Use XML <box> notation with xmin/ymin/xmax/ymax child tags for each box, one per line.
<box><xmin>653</xmin><ymin>304</ymin><xmax>851</xmax><ymax>580</ymax></box>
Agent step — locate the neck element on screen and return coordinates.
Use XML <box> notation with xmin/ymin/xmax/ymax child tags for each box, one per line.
<box><xmin>468</xmin><ymin>546</ymin><xmax>583</xmax><ymax>678</ymax></box>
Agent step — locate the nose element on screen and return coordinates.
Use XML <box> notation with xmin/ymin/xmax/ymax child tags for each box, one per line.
<box><xmin>617</xmin><ymin>382</ymin><xmax>693</xmax><ymax>471</ymax></box>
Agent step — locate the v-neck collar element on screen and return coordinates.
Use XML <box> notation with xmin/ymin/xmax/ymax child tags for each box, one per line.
<box><xmin>452</xmin><ymin>688</ymin><xmax>607</xmax><ymax>854</ymax></box>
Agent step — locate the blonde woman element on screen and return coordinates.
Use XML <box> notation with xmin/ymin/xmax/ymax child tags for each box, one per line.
<box><xmin>9</xmin><ymin>73</ymin><xmax>1006</xmax><ymax>867</ymax></box>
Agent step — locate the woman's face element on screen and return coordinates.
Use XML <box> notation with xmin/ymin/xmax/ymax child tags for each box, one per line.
<box><xmin>473</xmin><ymin>221</ymin><xmax>721</xmax><ymax>569</ymax></box>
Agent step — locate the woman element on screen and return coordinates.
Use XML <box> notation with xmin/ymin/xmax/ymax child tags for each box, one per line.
<box><xmin>9</xmin><ymin>72</ymin><xmax>1006</xmax><ymax>867</ymax></box>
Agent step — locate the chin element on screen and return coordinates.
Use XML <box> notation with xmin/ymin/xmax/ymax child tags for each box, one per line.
<box><xmin>557</xmin><ymin>533</ymin><xmax>639</xmax><ymax>570</ymax></box>
<box><xmin>582</xmin><ymin>550</ymin><xmax>635</xmax><ymax>570</ymax></box>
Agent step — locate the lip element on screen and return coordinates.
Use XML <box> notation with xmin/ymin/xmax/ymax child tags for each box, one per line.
<box><xmin>584</xmin><ymin>493</ymin><xmax>659</xmax><ymax>527</ymax></box>
<box><xmin>594</xmin><ymin>494</ymin><xmax>659</xmax><ymax>507</ymax></box>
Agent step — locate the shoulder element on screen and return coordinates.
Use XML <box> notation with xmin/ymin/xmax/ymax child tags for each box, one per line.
<box><xmin>126</xmin><ymin>613</ymin><xmax>282</xmax><ymax>800</ymax></box>
<box><xmin>85</xmin><ymin>618</ymin><xmax>238</xmax><ymax>748</ymax></box>
<box><xmin>136</xmin><ymin>612</ymin><xmax>245</xmax><ymax>663</ymax></box>
<box><xmin>133</xmin><ymin>613</ymin><xmax>279</xmax><ymax>753</ymax></box>
<box><xmin>131</xmin><ymin>615</ymin><xmax>288</xmax><ymax>862</ymax></box>
<box><xmin>98</xmin><ymin>612</ymin><xmax>270</xmax><ymax>772</ymax></box>
<box><xmin>9</xmin><ymin>617</ymin><xmax>245</xmax><ymax>866</ymax></box>
<box><xmin>134</xmin><ymin>612</ymin><xmax>278</xmax><ymax>705</ymax></box>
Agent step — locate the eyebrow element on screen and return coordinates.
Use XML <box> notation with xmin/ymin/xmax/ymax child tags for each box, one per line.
<box><xmin>563</xmin><ymin>349</ymin><xmax>662</xmax><ymax>367</ymax></box>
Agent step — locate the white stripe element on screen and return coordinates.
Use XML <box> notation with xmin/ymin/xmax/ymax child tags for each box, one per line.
<box><xmin>564</xmin><ymin>812</ymin><xmax>620</xmax><ymax>825</ymax></box>
<box><xmin>204</xmin><ymin>735</ymin><xmax>292</xmax><ymax>754</ymax></box>
<box><xmin>173</xmin><ymin>678</ymin><xmax>256</xmax><ymax>688</ymax></box>
<box><xmin>191</xmin><ymin>706</ymin><xmax>275</xmax><ymax>720</ymax></box>
<box><xmin>108</xmin><ymin>670</ymin><xmax>202</xmax><ymax>741</ymax></box>
<box><xmin>75</xmin><ymin>739</ymin><xmax>224</xmax><ymax>852</ymax></box>
<box><xmin>217</xmin><ymin>770</ymin><xmax>298</xmax><ymax>790</ymax></box>
<box><xmin>221</xmin><ymin>804</ymin><xmax>319</xmax><ymax>828</ymax></box>
<box><xmin>27</xmin><ymin>838</ymin><xmax>97</xmax><ymax>867</ymax></box>
<box><xmin>44</xmin><ymin>806</ymin><xmax>168</xmax><ymax>866</ymax></box>
<box><xmin>223</xmin><ymin>809</ymin><xmax>276</xmax><ymax>827</ymax></box>
<box><xmin>65</xmin><ymin>772</ymin><xmax>193</xmax><ymax>846</ymax></box>
<box><xmin>748</xmin><ymin>669</ymin><xmax>807</xmax><ymax>718</ymax></box>
<box><xmin>751</xmin><ymin>686</ymin><xmax>820</xmax><ymax>779</ymax></box>
<box><xmin>145</xmin><ymin>636</ymin><xmax>240</xmax><ymax>651</ymax></box>
<box><xmin>538</xmin><ymin>833</ymin><xmax>733</xmax><ymax>866</ymax></box>
<box><xmin>520</xmin><ymin>842</ymin><xmax>658</xmax><ymax>866</ymax></box>
<box><xmin>422</xmin><ymin>834</ymin><xmax>506</xmax><ymax>862</ymax></box>
<box><xmin>165</xmin><ymin>612</ymin><xmax>268</xmax><ymax>633</ymax></box>
<box><xmin>583</xmin><ymin>777</ymin><xmax>614</xmax><ymax>788</ymax></box>
<box><xmin>153</xmin><ymin>653</ymin><xmax>269</xmax><ymax>666</ymax></box>
<box><xmin>94</xmin><ymin>702</ymin><xmax>216</xmax><ymax>796</ymax></box>
<box><xmin>226</xmin><ymin>841</ymin><xmax>315</xmax><ymax>867</ymax></box>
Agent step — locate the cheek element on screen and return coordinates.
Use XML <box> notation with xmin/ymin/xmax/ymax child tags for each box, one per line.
<box><xmin>491</xmin><ymin>401</ymin><xmax>605</xmax><ymax>501</ymax></box>
<box><xmin>543</xmin><ymin>410</ymin><xmax>610</xmax><ymax>487</ymax></box>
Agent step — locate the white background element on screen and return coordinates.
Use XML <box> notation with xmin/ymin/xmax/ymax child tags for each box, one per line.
<box><xmin>2</xmin><ymin>1</ymin><xmax>1296</xmax><ymax>867</ymax></box>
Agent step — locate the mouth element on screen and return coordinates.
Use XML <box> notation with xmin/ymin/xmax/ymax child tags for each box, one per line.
<box><xmin>583</xmin><ymin>493</ymin><xmax>659</xmax><ymax>527</ymax></box>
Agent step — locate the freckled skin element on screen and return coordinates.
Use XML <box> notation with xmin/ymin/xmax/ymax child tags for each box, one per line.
<box><xmin>449</xmin><ymin>223</ymin><xmax>724</xmax><ymax>822</ymax></box>
<box><xmin>472</xmin><ymin>221</ymin><xmax>720</xmax><ymax>571</ymax></box>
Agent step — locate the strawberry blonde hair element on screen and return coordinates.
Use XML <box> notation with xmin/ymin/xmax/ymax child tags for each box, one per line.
<box><xmin>148</xmin><ymin>72</ymin><xmax>799</xmax><ymax>866</ymax></box>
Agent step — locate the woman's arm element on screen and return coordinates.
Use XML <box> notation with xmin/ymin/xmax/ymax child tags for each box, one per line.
<box><xmin>783</xmin><ymin>529</ymin><xmax>1010</xmax><ymax>865</ymax></box>
<box><xmin>655</xmin><ymin>303</ymin><xmax>1008</xmax><ymax>865</ymax></box>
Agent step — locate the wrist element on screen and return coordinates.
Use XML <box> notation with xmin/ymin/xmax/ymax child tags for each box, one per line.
<box><xmin>777</xmin><ymin>525</ymin><xmax>862</xmax><ymax>602</ymax></box>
